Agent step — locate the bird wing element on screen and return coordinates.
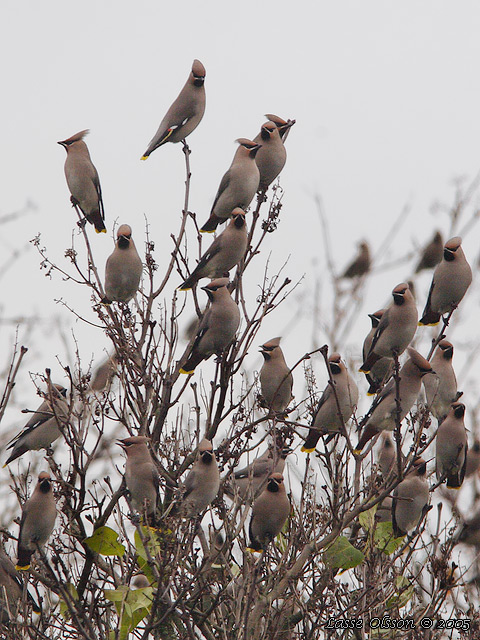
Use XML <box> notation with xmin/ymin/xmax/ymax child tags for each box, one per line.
<box><xmin>192</xmin><ymin>238</ymin><xmax>222</xmax><ymax>273</ymax></box>
<box><xmin>210</xmin><ymin>170</ymin><xmax>231</xmax><ymax>214</ymax></box>
<box><xmin>6</xmin><ymin>405</ymin><xmax>54</xmax><ymax>449</ymax></box>
<box><xmin>234</xmin><ymin>456</ymin><xmax>272</xmax><ymax>479</ymax></box>
<box><xmin>368</xmin><ymin>309</ymin><xmax>390</xmax><ymax>355</ymax></box>
<box><xmin>310</xmin><ymin>384</ymin><xmax>332</xmax><ymax>426</ymax></box>
<box><xmin>183</xmin><ymin>468</ymin><xmax>196</xmax><ymax>498</ymax></box>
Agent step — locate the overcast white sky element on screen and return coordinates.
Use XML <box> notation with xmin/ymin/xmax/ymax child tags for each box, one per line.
<box><xmin>1</xmin><ymin>0</ymin><xmax>480</xmax><ymax>419</ymax></box>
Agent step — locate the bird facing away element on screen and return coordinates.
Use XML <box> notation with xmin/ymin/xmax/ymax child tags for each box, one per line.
<box><xmin>117</xmin><ymin>436</ymin><xmax>160</xmax><ymax>524</ymax></box>
<box><xmin>466</xmin><ymin>441</ymin><xmax>480</xmax><ymax>478</ymax></box>
<box><xmin>16</xmin><ymin>472</ymin><xmax>57</xmax><ymax>570</ymax></box>
<box><xmin>200</xmin><ymin>139</ymin><xmax>261</xmax><ymax>233</ymax></box>
<box><xmin>179</xmin><ymin>278</ymin><xmax>240</xmax><ymax>374</ymax></box>
<box><xmin>415</xmin><ymin>230</ymin><xmax>444</xmax><ymax>273</ymax></box>
<box><xmin>180</xmin><ymin>439</ymin><xmax>220</xmax><ymax>516</ymax></box>
<box><xmin>362</xmin><ymin>309</ymin><xmax>393</xmax><ymax>395</ymax></box>
<box><xmin>4</xmin><ymin>383</ymin><xmax>69</xmax><ymax>466</ymax></box>
<box><xmin>392</xmin><ymin>458</ymin><xmax>429</xmax><ymax>537</ymax></box>
<box><xmin>104</xmin><ymin>224</ymin><xmax>143</xmax><ymax>303</ymax></box>
<box><xmin>355</xmin><ymin>348</ymin><xmax>433</xmax><ymax>452</ymax></box>
<box><xmin>302</xmin><ymin>353</ymin><xmax>359</xmax><ymax>453</ymax></box>
<box><xmin>360</xmin><ymin>283</ymin><xmax>418</xmax><ymax>374</ymax></box>
<box><xmin>341</xmin><ymin>241</ymin><xmax>371</xmax><ymax>279</ymax></box>
<box><xmin>57</xmin><ymin>129</ymin><xmax>106</xmax><ymax>233</ymax></box>
<box><xmin>259</xmin><ymin>337</ymin><xmax>293</xmax><ymax>415</ymax></box>
<box><xmin>227</xmin><ymin>443</ymin><xmax>290</xmax><ymax>499</ymax></box>
<box><xmin>419</xmin><ymin>236</ymin><xmax>472</xmax><ymax>326</ymax></box>
<box><xmin>435</xmin><ymin>402</ymin><xmax>468</xmax><ymax>489</ymax></box>
<box><xmin>141</xmin><ymin>59</ymin><xmax>206</xmax><ymax>159</ymax></box>
<box><xmin>90</xmin><ymin>354</ymin><xmax>118</xmax><ymax>392</ymax></box>
<box><xmin>253</xmin><ymin>120</ymin><xmax>288</xmax><ymax>191</ymax></box>
<box><xmin>423</xmin><ymin>340</ymin><xmax>459</xmax><ymax>422</ymax></box>
<box><xmin>248</xmin><ymin>473</ymin><xmax>290</xmax><ymax>552</ymax></box>
<box><xmin>377</xmin><ymin>433</ymin><xmax>404</xmax><ymax>480</ymax></box>
<box><xmin>0</xmin><ymin>546</ymin><xmax>41</xmax><ymax>620</ymax></box>
<box><xmin>179</xmin><ymin>209</ymin><xmax>248</xmax><ymax>291</ymax></box>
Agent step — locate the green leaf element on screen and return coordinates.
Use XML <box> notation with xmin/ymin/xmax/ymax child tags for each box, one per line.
<box><xmin>324</xmin><ymin>536</ymin><xmax>365</xmax><ymax>570</ymax></box>
<box><xmin>386</xmin><ymin>576</ymin><xmax>414</xmax><ymax>609</ymax></box>
<box><xmin>359</xmin><ymin>506</ymin><xmax>377</xmax><ymax>532</ymax></box>
<box><xmin>134</xmin><ymin>526</ymin><xmax>163</xmax><ymax>582</ymax></box>
<box><xmin>373</xmin><ymin>521</ymin><xmax>404</xmax><ymax>555</ymax></box>
<box><xmin>105</xmin><ymin>586</ymin><xmax>154</xmax><ymax>640</ymax></box>
<box><xmin>59</xmin><ymin>582</ymin><xmax>78</xmax><ymax>620</ymax></box>
<box><xmin>84</xmin><ymin>526</ymin><xmax>126</xmax><ymax>557</ymax></box>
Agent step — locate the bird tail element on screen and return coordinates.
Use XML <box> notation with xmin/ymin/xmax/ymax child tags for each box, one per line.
<box><xmin>359</xmin><ymin>352</ymin><xmax>381</xmax><ymax>374</ymax></box>
<box><xmin>16</xmin><ymin>546</ymin><xmax>33</xmax><ymax>571</ymax></box>
<box><xmin>419</xmin><ymin>309</ymin><xmax>440</xmax><ymax>326</ymax></box>
<box><xmin>178</xmin><ymin>274</ymin><xmax>196</xmax><ymax>291</ymax></box>
<box><xmin>200</xmin><ymin>215</ymin><xmax>221</xmax><ymax>233</ymax></box>
<box><xmin>179</xmin><ymin>351</ymin><xmax>204</xmax><ymax>375</ymax></box>
<box><xmin>354</xmin><ymin>425</ymin><xmax>379</xmax><ymax>453</ymax></box>
<box><xmin>301</xmin><ymin>429</ymin><xmax>320</xmax><ymax>453</ymax></box>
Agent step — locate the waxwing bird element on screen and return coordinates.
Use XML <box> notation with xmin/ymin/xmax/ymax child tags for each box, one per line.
<box><xmin>362</xmin><ymin>309</ymin><xmax>393</xmax><ymax>395</ymax></box>
<box><xmin>200</xmin><ymin>139</ymin><xmax>261</xmax><ymax>233</ymax></box>
<box><xmin>227</xmin><ymin>443</ymin><xmax>290</xmax><ymax>499</ymax></box>
<box><xmin>356</xmin><ymin>348</ymin><xmax>433</xmax><ymax>452</ymax></box>
<box><xmin>16</xmin><ymin>472</ymin><xmax>57</xmax><ymax>570</ymax></box>
<box><xmin>302</xmin><ymin>353</ymin><xmax>358</xmax><ymax>453</ymax></box>
<box><xmin>104</xmin><ymin>225</ymin><xmax>143</xmax><ymax>303</ymax></box>
<box><xmin>436</xmin><ymin>402</ymin><xmax>468</xmax><ymax>489</ymax></box>
<box><xmin>179</xmin><ymin>209</ymin><xmax>248</xmax><ymax>290</ymax></box>
<box><xmin>90</xmin><ymin>354</ymin><xmax>118</xmax><ymax>392</ymax></box>
<box><xmin>264</xmin><ymin>114</ymin><xmax>296</xmax><ymax>142</ymax></box>
<box><xmin>392</xmin><ymin>459</ymin><xmax>429</xmax><ymax>537</ymax></box>
<box><xmin>0</xmin><ymin>547</ymin><xmax>41</xmax><ymax>620</ymax></box>
<box><xmin>341</xmin><ymin>241</ymin><xmax>371</xmax><ymax>279</ymax></box>
<box><xmin>180</xmin><ymin>439</ymin><xmax>220</xmax><ymax>516</ymax></box>
<box><xmin>360</xmin><ymin>283</ymin><xmax>417</xmax><ymax>374</ymax></box>
<box><xmin>57</xmin><ymin>129</ymin><xmax>106</xmax><ymax>233</ymax></box>
<box><xmin>179</xmin><ymin>278</ymin><xmax>240</xmax><ymax>374</ymax></box>
<box><xmin>415</xmin><ymin>230</ymin><xmax>444</xmax><ymax>273</ymax></box>
<box><xmin>253</xmin><ymin>121</ymin><xmax>288</xmax><ymax>191</ymax></box>
<box><xmin>466</xmin><ymin>441</ymin><xmax>480</xmax><ymax>478</ymax></box>
<box><xmin>457</xmin><ymin>511</ymin><xmax>480</xmax><ymax>547</ymax></box>
<box><xmin>5</xmin><ymin>383</ymin><xmax>69</xmax><ymax>466</ymax></box>
<box><xmin>117</xmin><ymin>436</ymin><xmax>159</xmax><ymax>524</ymax></box>
<box><xmin>419</xmin><ymin>237</ymin><xmax>472</xmax><ymax>326</ymax></box>
<box><xmin>141</xmin><ymin>59</ymin><xmax>206</xmax><ymax>159</ymax></box>
<box><xmin>423</xmin><ymin>340</ymin><xmax>459</xmax><ymax>422</ymax></box>
<box><xmin>259</xmin><ymin>337</ymin><xmax>293</xmax><ymax>415</ymax></box>
<box><xmin>247</xmin><ymin>473</ymin><xmax>290</xmax><ymax>552</ymax></box>
<box><xmin>375</xmin><ymin>496</ymin><xmax>393</xmax><ymax>524</ymax></box>
<box><xmin>377</xmin><ymin>433</ymin><xmax>404</xmax><ymax>480</ymax></box>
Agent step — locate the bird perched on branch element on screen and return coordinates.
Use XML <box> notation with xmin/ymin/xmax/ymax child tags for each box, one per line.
<box><xmin>247</xmin><ymin>473</ymin><xmax>290</xmax><ymax>552</ymax></box>
<box><xmin>200</xmin><ymin>139</ymin><xmax>261</xmax><ymax>233</ymax></box>
<box><xmin>180</xmin><ymin>439</ymin><xmax>220</xmax><ymax>516</ymax></box>
<box><xmin>16</xmin><ymin>472</ymin><xmax>57</xmax><ymax>570</ymax></box>
<box><xmin>4</xmin><ymin>383</ymin><xmax>68</xmax><ymax>466</ymax></box>
<box><xmin>0</xmin><ymin>546</ymin><xmax>41</xmax><ymax>620</ymax></box>
<box><xmin>302</xmin><ymin>353</ymin><xmax>358</xmax><ymax>453</ymax></box>
<box><xmin>341</xmin><ymin>241</ymin><xmax>371</xmax><ymax>279</ymax></box>
<box><xmin>360</xmin><ymin>283</ymin><xmax>417</xmax><ymax>374</ymax></box>
<box><xmin>465</xmin><ymin>441</ymin><xmax>480</xmax><ymax>478</ymax></box>
<box><xmin>419</xmin><ymin>237</ymin><xmax>472</xmax><ymax>326</ymax></box>
<box><xmin>117</xmin><ymin>436</ymin><xmax>160</xmax><ymax>525</ymax></box>
<box><xmin>57</xmin><ymin>129</ymin><xmax>106</xmax><ymax>233</ymax></box>
<box><xmin>259</xmin><ymin>337</ymin><xmax>293</xmax><ymax>415</ymax></box>
<box><xmin>104</xmin><ymin>224</ymin><xmax>143</xmax><ymax>303</ymax></box>
<box><xmin>436</xmin><ymin>402</ymin><xmax>468</xmax><ymax>490</ymax></box>
<box><xmin>253</xmin><ymin>120</ymin><xmax>290</xmax><ymax>191</ymax></box>
<box><xmin>362</xmin><ymin>309</ymin><xmax>393</xmax><ymax>395</ymax></box>
<box><xmin>423</xmin><ymin>340</ymin><xmax>459</xmax><ymax>422</ymax></box>
<box><xmin>415</xmin><ymin>230</ymin><xmax>443</xmax><ymax>273</ymax></box>
<box><xmin>179</xmin><ymin>278</ymin><xmax>240</xmax><ymax>374</ymax></box>
<box><xmin>226</xmin><ymin>443</ymin><xmax>290</xmax><ymax>499</ymax></box>
<box><xmin>392</xmin><ymin>458</ymin><xmax>430</xmax><ymax>537</ymax></box>
<box><xmin>356</xmin><ymin>348</ymin><xmax>433</xmax><ymax>452</ymax></box>
<box><xmin>141</xmin><ymin>59</ymin><xmax>206</xmax><ymax>159</ymax></box>
<box><xmin>179</xmin><ymin>209</ymin><xmax>247</xmax><ymax>290</ymax></box>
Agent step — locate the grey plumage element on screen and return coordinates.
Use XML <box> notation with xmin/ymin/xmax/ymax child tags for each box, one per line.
<box><xmin>302</xmin><ymin>353</ymin><xmax>358</xmax><ymax>452</ymax></box>
<box><xmin>57</xmin><ymin>129</ymin><xmax>106</xmax><ymax>233</ymax></box>
<box><xmin>377</xmin><ymin>433</ymin><xmax>404</xmax><ymax>480</ymax></box>
<box><xmin>141</xmin><ymin>59</ymin><xmax>206</xmax><ymax>159</ymax></box>
<box><xmin>180</xmin><ymin>278</ymin><xmax>240</xmax><ymax>374</ymax></box>
<box><xmin>253</xmin><ymin>121</ymin><xmax>288</xmax><ymax>191</ymax></box>
<box><xmin>248</xmin><ymin>472</ymin><xmax>290</xmax><ymax>551</ymax></box>
<box><xmin>360</xmin><ymin>283</ymin><xmax>417</xmax><ymax>374</ymax></box>
<box><xmin>356</xmin><ymin>348</ymin><xmax>433</xmax><ymax>452</ymax></box>
<box><xmin>419</xmin><ymin>236</ymin><xmax>472</xmax><ymax>326</ymax></box>
<box><xmin>435</xmin><ymin>402</ymin><xmax>468</xmax><ymax>489</ymax></box>
<box><xmin>0</xmin><ymin>547</ymin><xmax>40</xmax><ymax>619</ymax></box>
<box><xmin>118</xmin><ymin>436</ymin><xmax>159</xmax><ymax>524</ymax></box>
<box><xmin>392</xmin><ymin>459</ymin><xmax>429</xmax><ymax>537</ymax></box>
<box><xmin>259</xmin><ymin>337</ymin><xmax>293</xmax><ymax>414</ymax></box>
<box><xmin>200</xmin><ymin>139</ymin><xmax>261</xmax><ymax>233</ymax></box>
<box><xmin>415</xmin><ymin>230</ymin><xmax>444</xmax><ymax>273</ymax></box>
<box><xmin>16</xmin><ymin>472</ymin><xmax>57</xmax><ymax>570</ymax></box>
<box><xmin>5</xmin><ymin>383</ymin><xmax>69</xmax><ymax>466</ymax></box>
<box><xmin>423</xmin><ymin>340</ymin><xmax>459</xmax><ymax>422</ymax></box>
<box><xmin>465</xmin><ymin>441</ymin><xmax>480</xmax><ymax>478</ymax></box>
<box><xmin>90</xmin><ymin>354</ymin><xmax>118</xmax><ymax>392</ymax></box>
<box><xmin>181</xmin><ymin>439</ymin><xmax>220</xmax><ymax>516</ymax></box>
<box><xmin>341</xmin><ymin>241</ymin><xmax>371</xmax><ymax>279</ymax></box>
<box><xmin>104</xmin><ymin>224</ymin><xmax>143</xmax><ymax>303</ymax></box>
<box><xmin>228</xmin><ymin>444</ymin><xmax>289</xmax><ymax>499</ymax></box>
<box><xmin>362</xmin><ymin>309</ymin><xmax>393</xmax><ymax>395</ymax></box>
<box><xmin>179</xmin><ymin>209</ymin><xmax>248</xmax><ymax>290</ymax></box>
<box><xmin>264</xmin><ymin>114</ymin><xmax>296</xmax><ymax>141</ymax></box>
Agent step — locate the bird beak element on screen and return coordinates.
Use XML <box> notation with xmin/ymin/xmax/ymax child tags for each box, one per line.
<box><xmin>57</xmin><ymin>141</ymin><xmax>67</xmax><ymax>148</ymax></box>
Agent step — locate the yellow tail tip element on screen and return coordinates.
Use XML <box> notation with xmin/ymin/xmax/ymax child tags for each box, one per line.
<box><xmin>2</xmin><ymin>463</ymin><xmax>7</xmax><ymax>469</ymax></box>
<box><xmin>179</xmin><ymin>368</ymin><xmax>194</xmax><ymax>375</ymax></box>
<box><xmin>246</xmin><ymin>547</ymin><xmax>261</xmax><ymax>553</ymax></box>
<box><xmin>95</xmin><ymin>228</ymin><xmax>107</xmax><ymax>234</ymax></box>
<box><xmin>448</xmin><ymin>486</ymin><xmax>461</xmax><ymax>491</ymax></box>
<box><xmin>140</xmin><ymin>155</ymin><xmax>148</xmax><ymax>161</ymax></box>
<box><xmin>301</xmin><ymin>446</ymin><xmax>315</xmax><ymax>453</ymax></box>
<box><xmin>200</xmin><ymin>229</ymin><xmax>215</xmax><ymax>234</ymax></box>
<box><xmin>15</xmin><ymin>564</ymin><xmax>30</xmax><ymax>571</ymax></box>
<box><xmin>359</xmin><ymin>367</ymin><xmax>370</xmax><ymax>373</ymax></box>
<box><xmin>178</xmin><ymin>286</ymin><xmax>191</xmax><ymax>292</ymax></box>
<box><xmin>418</xmin><ymin>320</ymin><xmax>439</xmax><ymax>327</ymax></box>
<box><xmin>367</xmin><ymin>391</ymin><xmax>376</xmax><ymax>397</ymax></box>
<box><xmin>353</xmin><ymin>448</ymin><xmax>363</xmax><ymax>455</ymax></box>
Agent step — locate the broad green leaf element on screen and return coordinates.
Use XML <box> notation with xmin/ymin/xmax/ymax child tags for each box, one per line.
<box><xmin>359</xmin><ymin>505</ymin><xmax>377</xmax><ymax>532</ymax></box>
<box><xmin>373</xmin><ymin>521</ymin><xmax>404</xmax><ymax>555</ymax></box>
<box><xmin>105</xmin><ymin>586</ymin><xmax>153</xmax><ymax>640</ymax></box>
<box><xmin>324</xmin><ymin>536</ymin><xmax>365</xmax><ymax>570</ymax></box>
<box><xmin>84</xmin><ymin>526</ymin><xmax>125</xmax><ymax>557</ymax></box>
<box><xmin>134</xmin><ymin>526</ymin><xmax>163</xmax><ymax>582</ymax></box>
<box><xmin>386</xmin><ymin>576</ymin><xmax>414</xmax><ymax>609</ymax></box>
